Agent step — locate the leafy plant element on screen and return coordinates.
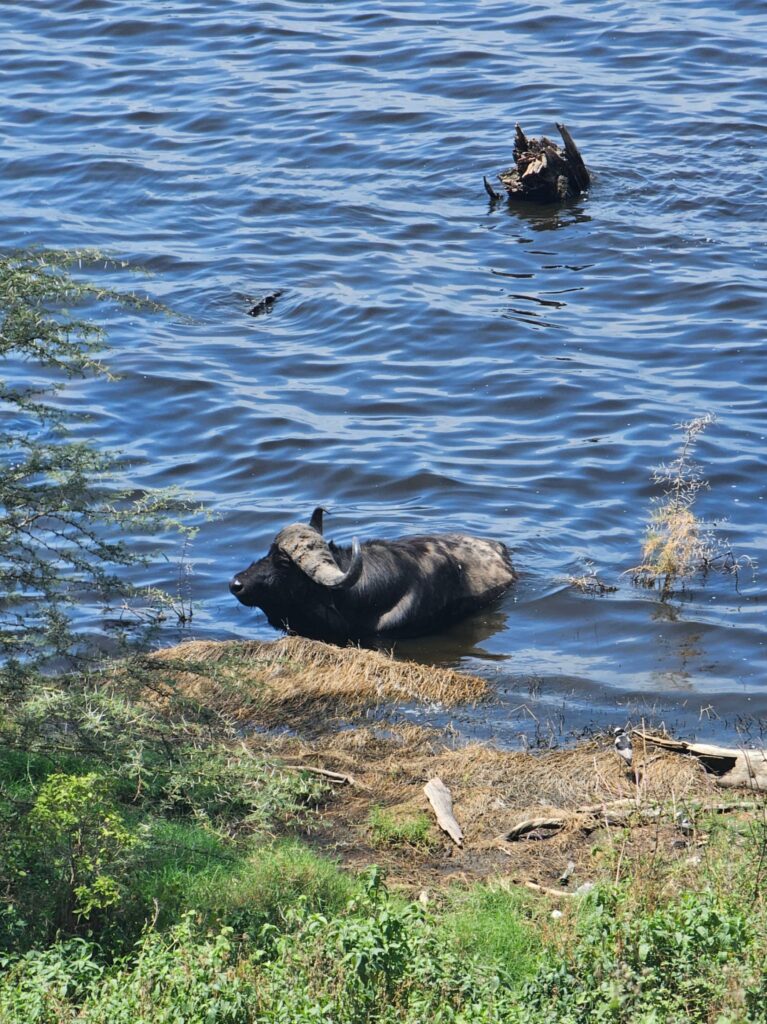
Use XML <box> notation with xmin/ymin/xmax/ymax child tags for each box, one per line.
<box><xmin>0</xmin><ymin>247</ymin><xmax>192</xmax><ymax>672</ymax></box>
<box><xmin>518</xmin><ymin>885</ymin><xmax>761</xmax><ymax>1023</ymax></box>
<box><xmin>26</xmin><ymin>773</ymin><xmax>138</xmax><ymax>934</ymax></box>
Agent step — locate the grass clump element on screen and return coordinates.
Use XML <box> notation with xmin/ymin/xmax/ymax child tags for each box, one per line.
<box><xmin>368</xmin><ymin>805</ymin><xmax>435</xmax><ymax>850</ymax></box>
<box><xmin>629</xmin><ymin>414</ymin><xmax>747</xmax><ymax>597</ymax></box>
<box><xmin>439</xmin><ymin>883</ymin><xmax>544</xmax><ymax>987</ymax></box>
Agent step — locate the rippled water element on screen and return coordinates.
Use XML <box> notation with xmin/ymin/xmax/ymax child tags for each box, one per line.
<box><xmin>3</xmin><ymin>0</ymin><xmax>766</xmax><ymax>743</ymax></box>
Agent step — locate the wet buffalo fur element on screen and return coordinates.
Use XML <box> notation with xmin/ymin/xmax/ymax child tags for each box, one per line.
<box><xmin>230</xmin><ymin>509</ymin><xmax>517</xmax><ymax>643</ymax></box>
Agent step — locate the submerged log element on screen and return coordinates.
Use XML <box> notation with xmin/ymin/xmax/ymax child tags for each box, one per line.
<box><xmin>487</xmin><ymin>123</ymin><xmax>590</xmax><ymax>204</ymax></box>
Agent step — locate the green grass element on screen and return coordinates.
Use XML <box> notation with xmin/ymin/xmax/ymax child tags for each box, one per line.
<box><xmin>141</xmin><ymin>833</ymin><xmax>356</xmax><ymax>936</ymax></box>
<box><xmin>2</xmin><ymin>663</ymin><xmax>767</xmax><ymax>1021</ymax></box>
<box><xmin>368</xmin><ymin>805</ymin><xmax>435</xmax><ymax>849</ymax></box>
<box><xmin>1</xmin><ymin>838</ymin><xmax>766</xmax><ymax>1022</ymax></box>
<box><xmin>439</xmin><ymin>883</ymin><xmax>545</xmax><ymax>987</ymax></box>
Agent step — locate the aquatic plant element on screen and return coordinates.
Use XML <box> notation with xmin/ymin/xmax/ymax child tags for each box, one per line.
<box><xmin>629</xmin><ymin>414</ymin><xmax>745</xmax><ymax>597</ymax></box>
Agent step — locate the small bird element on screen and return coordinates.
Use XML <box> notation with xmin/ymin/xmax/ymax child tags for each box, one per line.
<box><xmin>613</xmin><ymin>727</ymin><xmax>633</xmax><ymax>768</ymax></box>
<box><xmin>675</xmin><ymin>811</ymin><xmax>694</xmax><ymax>837</ymax></box>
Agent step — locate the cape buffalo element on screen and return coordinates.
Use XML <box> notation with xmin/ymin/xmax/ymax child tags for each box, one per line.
<box><xmin>229</xmin><ymin>508</ymin><xmax>516</xmax><ymax>643</ymax></box>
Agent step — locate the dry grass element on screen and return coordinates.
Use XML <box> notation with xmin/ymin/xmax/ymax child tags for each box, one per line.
<box><xmin>628</xmin><ymin>413</ymin><xmax>746</xmax><ymax>596</ymax></box>
<box><xmin>262</xmin><ymin>723</ymin><xmax>725</xmax><ymax>894</ymax></box>
<box><xmin>144</xmin><ymin>637</ymin><xmax>488</xmax><ymax>728</ymax></box>
<box><xmin>106</xmin><ymin>637</ymin><xmax>758</xmax><ymax>897</ymax></box>
<box><xmin>566</xmin><ymin>570</ymin><xmax>617</xmax><ymax>596</ymax></box>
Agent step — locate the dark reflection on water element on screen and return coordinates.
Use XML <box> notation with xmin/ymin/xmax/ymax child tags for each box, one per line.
<box><xmin>2</xmin><ymin>0</ymin><xmax>766</xmax><ymax>745</ymax></box>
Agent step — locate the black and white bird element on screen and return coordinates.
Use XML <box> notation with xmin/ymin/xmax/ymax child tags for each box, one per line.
<box><xmin>675</xmin><ymin>811</ymin><xmax>694</xmax><ymax>837</ymax></box>
<box><xmin>613</xmin><ymin>727</ymin><xmax>633</xmax><ymax>768</ymax></box>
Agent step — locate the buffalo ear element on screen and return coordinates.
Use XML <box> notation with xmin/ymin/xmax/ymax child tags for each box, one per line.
<box><xmin>308</xmin><ymin>507</ymin><xmax>327</xmax><ymax>534</ymax></box>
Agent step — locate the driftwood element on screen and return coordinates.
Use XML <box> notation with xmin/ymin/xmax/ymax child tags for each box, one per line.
<box><xmin>497</xmin><ymin>793</ymin><xmax>761</xmax><ymax>844</ymax></box>
<box><xmin>424</xmin><ymin>777</ymin><xmax>464</xmax><ymax>847</ymax></box>
<box><xmin>497</xmin><ymin>876</ymin><xmax>583</xmax><ymax>899</ymax></box>
<box><xmin>498</xmin><ymin>800</ymin><xmax>655</xmax><ymax>843</ymax></box>
<box><xmin>282</xmin><ymin>763</ymin><xmax>356</xmax><ymax>786</ymax></box>
<box><xmin>522</xmin><ymin>879</ymin><xmax>581</xmax><ymax>898</ymax></box>
<box><xmin>485</xmin><ymin>122</ymin><xmax>590</xmax><ymax>204</ymax></box>
<box><xmin>635</xmin><ymin>732</ymin><xmax>767</xmax><ymax>793</ymax></box>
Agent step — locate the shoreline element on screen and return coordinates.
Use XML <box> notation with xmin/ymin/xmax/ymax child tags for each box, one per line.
<box><xmin>139</xmin><ymin>637</ymin><xmax>765</xmax><ymax>895</ymax></box>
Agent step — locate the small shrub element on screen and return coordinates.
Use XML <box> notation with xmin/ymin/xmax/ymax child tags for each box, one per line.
<box><xmin>156</xmin><ymin>745</ymin><xmax>329</xmax><ymax>837</ymax></box>
<box><xmin>79</xmin><ymin>916</ymin><xmax>252</xmax><ymax>1024</ymax></box>
<box><xmin>26</xmin><ymin>773</ymin><xmax>138</xmax><ymax>935</ymax></box>
<box><xmin>0</xmin><ymin>939</ymin><xmax>104</xmax><ymax>1024</ymax></box>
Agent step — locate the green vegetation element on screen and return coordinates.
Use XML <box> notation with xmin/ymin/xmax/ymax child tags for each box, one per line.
<box><xmin>368</xmin><ymin>805</ymin><xmax>435</xmax><ymax>849</ymax></box>
<box><xmin>440</xmin><ymin>884</ymin><xmax>544</xmax><ymax>988</ymax></box>
<box><xmin>0</xmin><ymin>248</ymin><xmax>191</xmax><ymax>670</ymax></box>
<box><xmin>5</xmin><ymin>647</ymin><xmax>764</xmax><ymax>1020</ymax></box>
<box><xmin>1</xmin><ymin>836</ymin><xmax>766</xmax><ymax>1022</ymax></box>
<box><xmin>0</xmin><ymin>667</ymin><xmax>331</xmax><ymax>953</ymax></box>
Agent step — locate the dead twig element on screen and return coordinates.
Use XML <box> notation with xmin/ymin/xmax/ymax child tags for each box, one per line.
<box><xmin>282</xmin><ymin>764</ymin><xmax>357</xmax><ymax>786</ymax></box>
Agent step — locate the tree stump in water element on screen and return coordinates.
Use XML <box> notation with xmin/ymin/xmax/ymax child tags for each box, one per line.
<box><xmin>484</xmin><ymin>123</ymin><xmax>590</xmax><ymax>204</ymax></box>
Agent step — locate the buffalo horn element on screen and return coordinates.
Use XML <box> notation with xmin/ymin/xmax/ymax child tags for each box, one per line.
<box><xmin>308</xmin><ymin>506</ymin><xmax>326</xmax><ymax>533</ymax></box>
<box><xmin>277</xmin><ymin>525</ymin><xmax>363</xmax><ymax>589</ymax></box>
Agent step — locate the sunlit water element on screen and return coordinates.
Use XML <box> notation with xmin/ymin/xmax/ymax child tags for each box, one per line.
<box><xmin>2</xmin><ymin>0</ymin><xmax>766</xmax><ymax>744</ymax></box>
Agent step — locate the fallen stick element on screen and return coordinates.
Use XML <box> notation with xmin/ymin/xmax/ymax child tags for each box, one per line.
<box><xmin>424</xmin><ymin>777</ymin><xmax>464</xmax><ymax>847</ymax></box>
<box><xmin>496</xmin><ymin>870</ymin><xmax>590</xmax><ymax>899</ymax></box>
<box><xmin>282</xmin><ymin>764</ymin><xmax>356</xmax><ymax>786</ymax></box>
<box><xmin>523</xmin><ymin>880</ymin><xmax>580</xmax><ymax>898</ymax></box>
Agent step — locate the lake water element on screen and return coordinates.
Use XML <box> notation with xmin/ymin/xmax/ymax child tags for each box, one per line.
<box><xmin>2</xmin><ymin>0</ymin><xmax>766</xmax><ymax>745</ymax></box>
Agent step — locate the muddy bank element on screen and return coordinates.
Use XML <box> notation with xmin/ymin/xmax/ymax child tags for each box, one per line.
<box><xmin>136</xmin><ymin>638</ymin><xmax>763</xmax><ymax>896</ymax></box>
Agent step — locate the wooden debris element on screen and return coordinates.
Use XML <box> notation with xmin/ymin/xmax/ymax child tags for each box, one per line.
<box><xmin>498</xmin><ymin>788</ymin><xmax>764</xmax><ymax>845</ymax></box>
<box><xmin>496</xmin><ymin>875</ymin><xmax>580</xmax><ymax>898</ymax></box>
<box><xmin>424</xmin><ymin>777</ymin><xmax>464</xmax><ymax>847</ymax></box>
<box><xmin>282</xmin><ymin>763</ymin><xmax>356</xmax><ymax>786</ymax></box>
<box><xmin>486</xmin><ymin>122</ymin><xmax>590</xmax><ymax>204</ymax></box>
<box><xmin>502</xmin><ymin>816</ymin><xmax>571</xmax><ymax>841</ymax></box>
<box><xmin>483</xmin><ymin>175</ymin><xmax>502</xmax><ymax>201</ymax></box>
<box><xmin>523</xmin><ymin>879</ymin><xmax>581</xmax><ymax>898</ymax></box>
<box><xmin>635</xmin><ymin>732</ymin><xmax>767</xmax><ymax>793</ymax></box>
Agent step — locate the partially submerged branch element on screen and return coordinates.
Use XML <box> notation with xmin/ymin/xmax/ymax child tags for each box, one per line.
<box><xmin>486</xmin><ymin>123</ymin><xmax>590</xmax><ymax>204</ymax></box>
